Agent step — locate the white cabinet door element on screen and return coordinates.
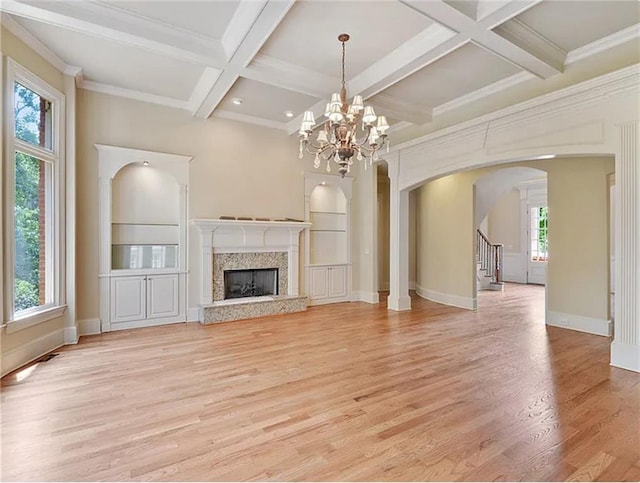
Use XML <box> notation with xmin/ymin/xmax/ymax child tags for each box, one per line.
<box><xmin>147</xmin><ymin>274</ymin><xmax>179</xmax><ymax>319</ymax></box>
<box><xmin>309</xmin><ymin>267</ymin><xmax>329</xmax><ymax>299</ymax></box>
<box><xmin>328</xmin><ymin>265</ymin><xmax>347</xmax><ymax>298</ymax></box>
<box><xmin>111</xmin><ymin>276</ymin><xmax>146</xmax><ymax>323</ymax></box>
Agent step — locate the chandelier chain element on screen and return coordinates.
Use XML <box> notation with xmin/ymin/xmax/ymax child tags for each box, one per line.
<box><xmin>341</xmin><ymin>40</ymin><xmax>346</xmax><ymax>88</ymax></box>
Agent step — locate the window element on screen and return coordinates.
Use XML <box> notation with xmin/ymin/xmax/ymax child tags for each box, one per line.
<box><xmin>5</xmin><ymin>59</ymin><xmax>65</xmax><ymax>324</ymax></box>
<box><xmin>530</xmin><ymin>206</ymin><xmax>548</xmax><ymax>262</ymax></box>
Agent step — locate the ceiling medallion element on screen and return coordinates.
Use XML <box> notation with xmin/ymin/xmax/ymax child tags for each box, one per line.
<box><xmin>298</xmin><ymin>33</ymin><xmax>389</xmax><ymax>178</ymax></box>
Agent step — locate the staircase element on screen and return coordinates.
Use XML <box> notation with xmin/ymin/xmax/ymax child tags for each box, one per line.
<box><xmin>476</xmin><ymin>229</ymin><xmax>504</xmax><ymax>291</ymax></box>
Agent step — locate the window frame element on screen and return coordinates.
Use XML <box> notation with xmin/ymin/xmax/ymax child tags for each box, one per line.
<box><xmin>4</xmin><ymin>58</ymin><xmax>66</xmax><ymax>332</ymax></box>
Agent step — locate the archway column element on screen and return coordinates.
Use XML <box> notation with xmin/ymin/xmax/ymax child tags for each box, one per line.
<box><xmin>387</xmin><ymin>154</ymin><xmax>411</xmax><ymax>311</ymax></box>
<box><xmin>611</xmin><ymin>121</ymin><xmax>640</xmax><ymax>372</ymax></box>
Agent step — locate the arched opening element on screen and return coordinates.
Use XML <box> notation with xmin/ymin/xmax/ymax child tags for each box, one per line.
<box><xmin>474</xmin><ymin>167</ymin><xmax>547</xmax><ymax>311</ymax></box>
<box><xmin>411</xmin><ymin>155</ymin><xmax>614</xmax><ymax>337</ymax></box>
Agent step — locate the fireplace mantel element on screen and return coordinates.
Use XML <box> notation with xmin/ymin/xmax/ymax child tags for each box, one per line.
<box><xmin>192</xmin><ymin>219</ymin><xmax>310</xmax><ymax>307</ymax></box>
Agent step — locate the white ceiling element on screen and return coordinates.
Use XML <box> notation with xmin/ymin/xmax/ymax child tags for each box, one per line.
<box><xmin>1</xmin><ymin>0</ymin><xmax>638</xmax><ymax>137</ymax></box>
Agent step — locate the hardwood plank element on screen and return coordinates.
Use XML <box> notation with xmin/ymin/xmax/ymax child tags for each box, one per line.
<box><xmin>1</xmin><ymin>284</ymin><xmax>638</xmax><ymax>481</ymax></box>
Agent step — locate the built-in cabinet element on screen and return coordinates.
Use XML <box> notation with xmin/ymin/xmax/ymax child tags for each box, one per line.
<box><xmin>110</xmin><ymin>273</ymin><xmax>180</xmax><ymax>324</ymax></box>
<box><xmin>304</xmin><ymin>174</ymin><xmax>352</xmax><ymax>305</ymax></box>
<box><xmin>96</xmin><ymin>145</ymin><xmax>192</xmax><ymax>332</ymax></box>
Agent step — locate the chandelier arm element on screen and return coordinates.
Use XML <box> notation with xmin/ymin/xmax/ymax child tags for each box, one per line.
<box><xmin>304</xmin><ymin>142</ymin><xmax>333</xmax><ymax>155</ymax></box>
<box><xmin>322</xmin><ymin>147</ymin><xmax>337</xmax><ymax>160</ymax></box>
<box><xmin>352</xmin><ymin>125</ymin><xmax>372</xmax><ymax>146</ymax></box>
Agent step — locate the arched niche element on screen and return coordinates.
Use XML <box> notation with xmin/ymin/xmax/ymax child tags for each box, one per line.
<box><xmin>303</xmin><ymin>173</ymin><xmax>353</xmax><ymax>304</ymax></box>
<box><xmin>95</xmin><ymin>144</ymin><xmax>192</xmax><ymax>333</ymax></box>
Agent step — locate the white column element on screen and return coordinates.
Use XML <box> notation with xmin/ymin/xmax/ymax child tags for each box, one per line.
<box><xmin>98</xmin><ymin>177</ymin><xmax>111</xmax><ymax>332</ymax></box>
<box><xmin>387</xmin><ymin>155</ymin><xmax>411</xmax><ymax>311</ymax></box>
<box><xmin>611</xmin><ymin>121</ymin><xmax>640</xmax><ymax>372</ymax></box>
<box><xmin>199</xmin><ymin>229</ymin><xmax>213</xmax><ymax>305</ymax></box>
<box><xmin>288</xmin><ymin>229</ymin><xmax>300</xmax><ymax>296</ymax></box>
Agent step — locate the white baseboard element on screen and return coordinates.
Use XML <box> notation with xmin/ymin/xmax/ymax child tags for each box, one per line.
<box><xmin>351</xmin><ymin>291</ymin><xmax>380</xmax><ymax>304</ymax></box>
<box><xmin>503</xmin><ymin>274</ymin><xmax>527</xmax><ymax>283</ymax></box>
<box><xmin>64</xmin><ymin>325</ymin><xmax>79</xmax><ymax>344</ymax></box>
<box><xmin>387</xmin><ymin>295</ymin><xmax>412</xmax><ymax>311</ymax></box>
<box><xmin>416</xmin><ymin>284</ymin><xmax>477</xmax><ymax>310</ymax></box>
<box><xmin>1</xmin><ymin>328</ymin><xmax>65</xmax><ymax>378</ymax></box>
<box><xmin>78</xmin><ymin>318</ymin><xmax>101</xmax><ymax>336</ymax></box>
<box><xmin>610</xmin><ymin>341</ymin><xmax>640</xmax><ymax>373</ymax></box>
<box><xmin>187</xmin><ymin>307</ymin><xmax>200</xmax><ymax>322</ymax></box>
<box><xmin>546</xmin><ymin>311</ymin><xmax>612</xmax><ymax>337</ymax></box>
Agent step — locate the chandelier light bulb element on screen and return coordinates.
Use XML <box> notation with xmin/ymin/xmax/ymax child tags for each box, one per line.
<box><xmin>362</xmin><ymin>106</ymin><xmax>377</xmax><ymax>124</ymax></box>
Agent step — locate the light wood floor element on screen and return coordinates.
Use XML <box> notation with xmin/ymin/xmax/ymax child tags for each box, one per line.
<box><xmin>2</xmin><ymin>284</ymin><xmax>639</xmax><ymax>481</ymax></box>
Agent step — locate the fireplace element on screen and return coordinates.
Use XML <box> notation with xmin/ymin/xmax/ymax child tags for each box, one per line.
<box><xmin>224</xmin><ymin>268</ymin><xmax>278</xmax><ymax>299</ymax></box>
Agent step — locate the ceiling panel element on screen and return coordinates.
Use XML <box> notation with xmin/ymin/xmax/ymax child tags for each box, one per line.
<box><xmin>97</xmin><ymin>0</ymin><xmax>239</xmax><ymax>40</ymax></box>
<box><xmin>444</xmin><ymin>0</ymin><xmax>478</xmax><ymax>20</ymax></box>
<box><xmin>373</xmin><ymin>43</ymin><xmax>521</xmax><ymax>108</ymax></box>
<box><xmin>16</xmin><ymin>17</ymin><xmax>206</xmax><ymax>100</ymax></box>
<box><xmin>219</xmin><ymin>78</ymin><xmax>321</xmax><ymax>122</ymax></box>
<box><xmin>259</xmin><ymin>1</ymin><xmax>433</xmax><ymax>79</ymax></box>
<box><xmin>509</xmin><ymin>0</ymin><xmax>640</xmax><ymax>52</ymax></box>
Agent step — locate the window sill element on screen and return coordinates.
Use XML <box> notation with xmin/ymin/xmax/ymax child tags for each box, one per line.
<box><xmin>5</xmin><ymin>305</ymin><xmax>67</xmax><ymax>334</ymax></box>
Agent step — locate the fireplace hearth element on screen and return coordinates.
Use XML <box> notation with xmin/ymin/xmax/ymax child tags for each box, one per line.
<box><xmin>224</xmin><ymin>268</ymin><xmax>278</xmax><ymax>299</ymax></box>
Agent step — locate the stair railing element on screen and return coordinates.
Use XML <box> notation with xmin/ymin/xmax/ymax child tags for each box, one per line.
<box><xmin>476</xmin><ymin>229</ymin><xmax>504</xmax><ymax>284</ymax></box>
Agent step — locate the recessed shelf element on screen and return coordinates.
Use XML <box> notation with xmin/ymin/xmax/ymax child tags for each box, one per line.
<box><xmin>309</xmin><ymin>210</ymin><xmax>346</xmax><ymax>215</ymax></box>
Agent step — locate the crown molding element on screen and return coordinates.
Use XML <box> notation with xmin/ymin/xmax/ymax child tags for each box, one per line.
<box><xmin>213</xmin><ymin>109</ymin><xmax>289</xmax><ymax>132</ymax></box>
<box><xmin>0</xmin><ymin>13</ymin><xmax>66</xmax><ymax>72</ymax></box>
<box><xmin>565</xmin><ymin>23</ymin><xmax>640</xmax><ymax>66</ymax></box>
<box><xmin>391</xmin><ymin>63</ymin><xmax>640</xmax><ymax>154</ymax></box>
<box><xmin>79</xmin><ymin>79</ymin><xmax>189</xmax><ymax>111</ymax></box>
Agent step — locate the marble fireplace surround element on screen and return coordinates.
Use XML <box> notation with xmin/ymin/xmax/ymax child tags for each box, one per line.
<box><xmin>192</xmin><ymin>219</ymin><xmax>310</xmax><ymax>323</ymax></box>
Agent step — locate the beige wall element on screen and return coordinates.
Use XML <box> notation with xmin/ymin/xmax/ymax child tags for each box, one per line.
<box><xmin>416</xmin><ymin>170</ymin><xmax>477</xmax><ymax>299</ymax></box>
<box><xmin>1</xmin><ymin>27</ymin><xmax>67</xmax><ymax>373</ymax></box>
<box><xmin>76</xmin><ymin>89</ymin><xmax>308</xmax><ymax>320</ymax></box>
<box><xmin>377</xmin><ymin>169</ymin><xmax>417</xmax><ymax>292</ymax></box>
<box><xmin>488</xmin><ymin>188</ymin><xmax>521</xmax><ymax>253</ymax></box>
<box><xmin>545</xmin><ymin>158</ymin><xmax>613</xmax><ymax>320</ymax></box>
<box><xmin>416</xmin><ymin>157</ymin><xmax>614</xmax><ymax>321</ymax></box>
<box><xmin>377</xmin><ymin>168</ymin><xmax>390</xmax><ymax>290</ymax></box>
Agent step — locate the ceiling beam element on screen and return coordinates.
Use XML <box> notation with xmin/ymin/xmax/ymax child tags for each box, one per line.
<box><xmin>240</xmin><ymin>54</ymin><xmax>338</xmax><ymax>98</ymax></box>
<box><xmin>400</xmin><ymin>0</ymin><xmax>562</xmax><ymax>79</ymax></box>
<box><xmin>0</xmin><ymin>0</ymin><xmax>226</xmax><ymax>67</ymax></box>
<box><xmin>193</xmin><ymin>0</ymin><xmax>295</xmax><ymax>119</ymax></box>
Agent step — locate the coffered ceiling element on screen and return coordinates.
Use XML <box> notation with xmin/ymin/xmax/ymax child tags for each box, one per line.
<box><xmin>1</xmin><ymin>0</ymin><xmax>638</xmax><ymax>138</ymax></box>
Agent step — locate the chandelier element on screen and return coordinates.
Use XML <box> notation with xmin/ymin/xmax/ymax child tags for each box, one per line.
<box><xmin>298</xmin><ymin>33</ymin><xmax>389</xmax><ymax>178</ymax></box>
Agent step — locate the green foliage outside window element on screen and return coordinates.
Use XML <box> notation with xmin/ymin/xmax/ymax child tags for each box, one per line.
<box><xmin>538</xmin><ymin>206</ymin><xmax>548</xmax><ymax>255</ymax></box>
<box><xmin>14</xmin><ymin>82</ymin><xmax>44</xmax><ymax>312</ymax></box>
